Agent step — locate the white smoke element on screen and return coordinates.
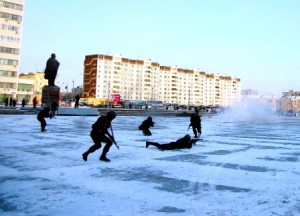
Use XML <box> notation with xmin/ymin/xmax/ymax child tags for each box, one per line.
<box><xmin>221</xmin><ymin>101</ymin><xmax>274</xmax><ymax>122</ymax></box>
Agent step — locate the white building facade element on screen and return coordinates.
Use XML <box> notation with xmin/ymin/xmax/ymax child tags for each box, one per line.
<box><xmin>0</xmin><ymin>0</ymin><xmax>24</xmax><ymax>102</ymax></box>
<box><xmin>83</xmin><ymin>54</ymin><xmax>241</xmax><ymax>107</ymax></box>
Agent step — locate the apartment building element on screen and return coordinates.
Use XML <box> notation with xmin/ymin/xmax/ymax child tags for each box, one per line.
<box><xmin>83</xmin><ymin>54</ymin><xmax>241</xmax><ymax>107</ymax></box>
<box><xmin>280</xmin><ymin>90</ymin><xmax>300</xmax><ymax>112</ymax></box>
<box><xmin>0</xmin><ymin>0</ymin><xmax>24</xmax><ymax>102</ymax></box>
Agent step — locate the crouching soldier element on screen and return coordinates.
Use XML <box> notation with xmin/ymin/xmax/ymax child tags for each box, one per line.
<box><xmin>146</xmin><ymin>134</ymin><xmax>199</xmax><ymax>151</ymax></box>
<box><xmin>37</xmin><ymin>107</ymin><xmax>53</xmax><ymax>132</ymax></box>
<box><xmin>82</xmin><ymin>111</ymin><xmax>117</xmax><ymax>162</ymax></box>
<box><xmin>139</xmin><ymin>116</ymin><xmax>155</xmax><ymax>136</ymax></box>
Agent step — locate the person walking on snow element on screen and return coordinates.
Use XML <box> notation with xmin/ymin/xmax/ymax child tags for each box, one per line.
<box><xmin>82</xmin><ymin>111</ymin><xmax>117</xmax><ymax>162</ymax></box>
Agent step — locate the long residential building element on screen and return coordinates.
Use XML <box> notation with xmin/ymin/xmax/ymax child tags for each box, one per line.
<box><xmin>83</xmin><ymin>54</ymin><xmax>241</xmax><ymax>107</ymax></box>
<box><xmin>0</xmin><ymin>0</ymin><xmax>24</xmax><ymax>103</ymax></box>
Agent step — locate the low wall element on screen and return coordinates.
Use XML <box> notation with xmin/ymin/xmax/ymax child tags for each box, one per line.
<box><xmin>1</xmin><ymin>105</ymin><xmax>208</xmax><ymax>117</ymax></box>
<box><xmin>57</xmin><ymin>107</ymin><xmax>202</xmax><ymax>117</ymax></box>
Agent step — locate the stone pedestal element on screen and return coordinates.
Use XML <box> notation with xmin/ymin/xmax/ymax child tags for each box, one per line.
<box><xmin>42</xmin><ymin>86</ymin><xmax>60</xmax><ymax>107</ymax></box>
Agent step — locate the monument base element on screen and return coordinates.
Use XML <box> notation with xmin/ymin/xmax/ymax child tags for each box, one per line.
<box><xmin>42</xmin><ymin>86</ymin><xmax>60</xmax><ymax>108</ymax></box>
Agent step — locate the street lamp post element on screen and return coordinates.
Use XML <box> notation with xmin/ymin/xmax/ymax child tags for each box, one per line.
<box><xmin>188</xmin><ymin>89</ymin><xmax>190</xmax><ymax>110</ymax></box>
<box><xmin>65</xmin><ymin>85</ymin><xmax>68</xmax><ymax>103</ymax></box>
<box><xmin>107</xmin><ymin>81</ymin><xmax>110</xmax><ymax>108</ymax></box>
<box><xmin>151</xmin><ymin>86</ymin><xmax>154</xmax><ymax>100</ymax></box>
<box><xmin>72</xmin><ymin>80</ymin><xmax>74</xmax><ymax>101</ymax></box>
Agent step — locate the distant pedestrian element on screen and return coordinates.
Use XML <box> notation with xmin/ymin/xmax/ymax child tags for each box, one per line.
<box><xmin>22</xmin><ymin>98</ymin><xmax>26</xmax><ymax>107</ymax></box>
<box><xmin>37</xmin><ymin>107</ymin><xmax>53</xmax><ymax>132</ymax></box>
<box><xmin>9</xmin><ymin>97</ymin><xmax>13</xmax><ymax>106</ymax></box>
<box><xmin>5</xmin><ymin>97</ymin><xmax>8</xmax><ymax>107</ymax></box>
<box><xmin>82</xmin><ymin>111</ymin><xmax>117</xmax><ymax>162</ymax></box>
<box><xmin>74</xmin><ymin>94</ymin><xmax>80</xmax><ymax>108</ymax></box>
<box><xmin>139</xmin><ymin>116</ymin><xmax>155</xmax><ymax>136</ymax></box>
<box><xmin>12</xmin><ymin>99</ymin><xmax>16</xmax><ymax>107</ymax></box>
<box><xmin>33</xmin><ymin>97</ymin><xmax>38</xmax><ymax>109</ymax></box>
<box><xmin>189</xmin><ymin>109</ymin><xmax>202</xmax><ymax>138</ymax></box>
<box><xmin>32</xmin><ymin>97</ymin><xmax>38</xmax><ymax>109</ymax></box>
<box><xmin>146</xmin><ymin>134</ymin><xmax>199</xmax><ymax>150</ymax></box>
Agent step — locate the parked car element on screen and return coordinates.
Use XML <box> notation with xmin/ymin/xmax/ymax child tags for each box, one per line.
<box><xmin>79</xmin><ymin>102</ymin><xmax>89</xmax><ymax>107</ymax></box>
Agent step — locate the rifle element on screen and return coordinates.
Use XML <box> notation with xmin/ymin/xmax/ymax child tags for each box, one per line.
<box><xmin>190</xmin><ymin>138</ymin><xmax>200</xmax><ymax>145</ymax></box>
<box><xmin>187</xmin><ymin>124</ymin><xmax>191</xmax><ymax>131</ymax></box>
<box><xmin>110</xmin><ymin>124</ymin><xmax>120</xmax><ymax>149</ymax></box>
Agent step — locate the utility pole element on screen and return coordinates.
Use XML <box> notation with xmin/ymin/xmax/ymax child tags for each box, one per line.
<box><xmin>188</xmin><ymin>89</ymin><xmax>190</xmax><ymax>110</ymax></box>
<box><xmin>72</xmin><ymin>79</ymin><xmax>74</xmax><ymax>100</ymax></box>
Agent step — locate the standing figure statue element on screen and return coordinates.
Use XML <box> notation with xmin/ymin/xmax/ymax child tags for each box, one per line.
<box><xmin>44</xmin><ymin>53</ymin><xmax>60</xmax><ymax>86</ymax></box>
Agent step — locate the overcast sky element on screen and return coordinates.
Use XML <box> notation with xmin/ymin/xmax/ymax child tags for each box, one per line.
<box><xmin>19</xmin><ymin>0</ymin><xmax>300</xmax><ymax>97</ymax></box>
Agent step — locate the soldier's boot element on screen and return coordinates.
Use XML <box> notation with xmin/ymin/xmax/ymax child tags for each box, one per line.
<box><xmin>146</xmin><ymin>142</ymin><xmax>162</xmax><ymax>149</ymax></box>
<box><xmin>99</xmin><ymin>155</ymin><xmax>110</xmax><ymax>162</ymax></box>
<box><xmin>41</xmin><ymin>124</ymin><xmax>46</xmax><ymax>132</ymax></box>
<box><xmin>82</xmin><ymin>146</ymin><xmax>95</xmax><ymax>161</ymax></box>
<box><xmin>83</xmin><ymin>144</ymin><xmax>101</xmax><ymax>161</ymax></box>
<box><xmin>146</xmin><ymin>141</ymin><xmax>151</xmax><ymax>148</ymax></box>
<box><xmin>146</xmin><ymin>141</ymin><xmax>156</xmax><ymax>148</ymax></box>
<box><xmin>100</xmin><ymin>144</ymin><xmax>111</xmax><ymax>162</ymax></box>
<box><xmin>82</xmin><ymin>150</ymin><xmax>90</xmax><ymax>161</ymax></box>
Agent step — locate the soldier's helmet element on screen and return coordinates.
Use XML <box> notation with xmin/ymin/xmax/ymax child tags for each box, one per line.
<box><xmin>107</xmin><ymin>111</ymin><xmax>116</xmax><ymax>120</ymax></box>
<box><xmin>147</xmin><ymin>116</ymin><xmax>152</xmax><ymax>121</ymax></box>
<box><xmin>184</xmin><ymin>134</ymin><xmax>191</xmax><ymax>140</ymax></box>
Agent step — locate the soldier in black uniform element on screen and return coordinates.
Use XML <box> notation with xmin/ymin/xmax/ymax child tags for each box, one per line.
<box><xmin>37</xmin><ymin>107</ymin><xmax>53</xmax><ymax>132</ymax></box>
<box><xmin>146</xmin><ymin>134</ymin><xmax>198</xmax><ymax>150</ymax></box>
<box><xmin>139</xmin><ymin>116</ymin><xmax>155</xmax><ymax>136</ymax></box>
<box><xmin>82</xmin><ymin>111</ymin><xmax>117</xmax><ymax>162</ymax></box>
<box><xmin>189</xmin><ymin>108</ymin><xmax>202</xmax><ymax>138</ymax></box>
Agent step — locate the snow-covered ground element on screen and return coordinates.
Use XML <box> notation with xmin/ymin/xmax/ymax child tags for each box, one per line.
<box><xmin>0</xmin><ymin>111</ymin><xmax>299</xmax><ymax>216</ymax></box>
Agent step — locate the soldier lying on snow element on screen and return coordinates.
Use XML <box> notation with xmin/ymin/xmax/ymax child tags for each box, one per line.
<box><xmin>146</xmin><ymin>134</ymin><xmax>200</xmax><ymax>151</ymax></box>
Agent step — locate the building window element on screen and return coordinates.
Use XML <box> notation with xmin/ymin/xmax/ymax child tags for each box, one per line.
<box><xmin>0</xmin><ymin>12</ymin><xmax>22</xmax><ymax>21</ymax></box>
<box><xmin>0</xmin><ymin>58</ymin><xmax>18</xmax><ymax>66</ymax></box>
<box><xmin>1</xmin><ymin>1</ymin><xmax>23</xmax><ymax>10</ymax></box>
<box><xmin>0</xmin><ymin>46</ymin><xmax>19</xmax><ymax>54</ymax></box>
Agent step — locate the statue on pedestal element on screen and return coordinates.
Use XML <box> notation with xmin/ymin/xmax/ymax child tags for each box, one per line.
<box><xmin>44</xmin><ymin>53</ymin><xmax>60</xmax><ymax>86</ymax></box>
